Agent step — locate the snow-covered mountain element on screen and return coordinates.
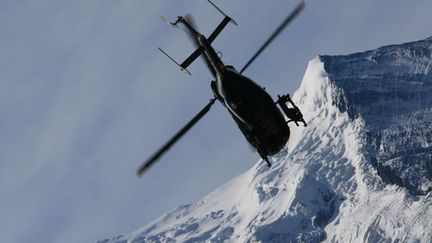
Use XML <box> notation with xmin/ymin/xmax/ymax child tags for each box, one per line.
<box><xmin>100</xmin><ymin>37</ymin><xmax>432</xmax><ymax>242</ymax></box>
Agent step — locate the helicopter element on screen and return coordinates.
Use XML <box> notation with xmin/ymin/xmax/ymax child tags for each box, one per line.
<box><xmin>137</xmin><ymin>0</ymin><xmax>307</xmax><ymax>177</ymax></box>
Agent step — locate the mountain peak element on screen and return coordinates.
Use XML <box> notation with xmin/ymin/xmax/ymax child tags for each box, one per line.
<box><xmin>319</xmin><ymin>37</ymin><xmax>432</xmax><ymax>195</ymax></box>
<box><xmin>101</xmin><ymin>37</ymin><xmax>432</xmax><ymax>243</ymax></box>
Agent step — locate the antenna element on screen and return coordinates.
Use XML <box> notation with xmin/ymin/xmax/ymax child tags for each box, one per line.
<box><xmin>207</xmin><ymin>0</ymin><xmax>238</xmax><ymax>25</ymax></box>
<box><xmin>158</xmin><ymin>47</ymin><xmax>192</xmax><ymax>76</ymax></box>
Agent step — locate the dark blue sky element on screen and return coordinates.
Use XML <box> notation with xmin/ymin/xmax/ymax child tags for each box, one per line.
<box><xmin>1</xmin><ymin>0</ymin><xmax>431</xmax><ymax>242</ymax></box>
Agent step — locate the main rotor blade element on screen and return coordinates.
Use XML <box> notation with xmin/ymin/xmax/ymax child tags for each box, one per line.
<box><xmin>137</xmin><ymin>98</ymin><xmax>217</xmax><ymax>177</ymax></box>
<box><xmin>239</xmin><ymin>1</ymin><xmax>305</xmax><ymax>74</ymax></box>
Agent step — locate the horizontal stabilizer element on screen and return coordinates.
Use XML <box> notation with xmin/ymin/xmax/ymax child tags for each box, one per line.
<box><xmin>208</xmin><ymin>16</ymin><xmax>232</xmax><ymax>43</ymax></box>
<box><xmin>162</xmin><ymin>1</ymin><xmax>237</xmax><ymax>73</ymax></box>
<box><xmin>180</xmin><ymin>47</ymin><xmax>203</xmax><ymax>70</ymax></box>
<box><xmin>180</xmin><ymin>15</ymin><xmax>235</xmax><ymax>70</ymax></box>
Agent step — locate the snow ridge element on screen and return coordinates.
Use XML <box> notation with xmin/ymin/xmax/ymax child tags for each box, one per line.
<box><xmin>100</xmin><ymin>37</ymin><xmax>432</xmax><ymax>242</ymax></box>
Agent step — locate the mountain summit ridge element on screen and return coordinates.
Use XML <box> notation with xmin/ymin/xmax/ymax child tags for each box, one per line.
<box><xmin>101</xmin><ymin>37</ymin><xmax>432</xmax><ymax>243</ymax></box>
<box><xmin>320</xmin><ymin>36</ymin><xmax>432</xmax><ymax>195</ymax></box>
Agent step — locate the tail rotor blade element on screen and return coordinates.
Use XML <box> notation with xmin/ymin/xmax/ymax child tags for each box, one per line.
<box><xmin>160</xmin><ymin>15</ymin><xmax>174</xmax><ymax>28</ymax></box>
<box><xmin>240</xmin><ymin>1</ymin><xmax>305</xmax><ymax>74</ymax></box>
<box><xmin>137</xmin><ymin>98</ymin><xmax>217</xmax><ymax>177</ymax></box>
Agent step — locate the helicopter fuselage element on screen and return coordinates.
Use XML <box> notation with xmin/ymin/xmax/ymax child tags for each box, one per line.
<box><xmin>137</xmin><ymin>2</ymin><xmax>307</xmax><ymax>176</ymax></box>
<box><xmin>216</xmin><ymin>69</ymin><xmax>290</xmax><ymax>157</ymax></box>
<box><xmin>196</xmin><ymin>33</ymin><xmax>290</xmax><ymax>158</ymax></box>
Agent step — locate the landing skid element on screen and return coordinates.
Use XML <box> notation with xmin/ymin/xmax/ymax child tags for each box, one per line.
<box><xmin>257</xmin><ymin>149</ymin><xmax>272</xmax><ymax>167</ymax></box>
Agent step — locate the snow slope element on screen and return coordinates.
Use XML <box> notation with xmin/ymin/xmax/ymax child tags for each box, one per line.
<box><xmin>100</xmin><ymin>37</ymin><xmax>432</xmax><ymax>242</ymax></box>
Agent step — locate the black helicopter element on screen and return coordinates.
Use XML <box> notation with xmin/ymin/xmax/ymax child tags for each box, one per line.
<box><xmin>137</xmin><ymin>0</ymin><xmax>307</xmax><ymax>176</ymax></box>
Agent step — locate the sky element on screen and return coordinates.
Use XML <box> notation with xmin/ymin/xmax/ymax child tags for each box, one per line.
<box><xmin>1</xmin><ymin>0</ymin><xmax>431</xmax><ymax>242</ymax></box>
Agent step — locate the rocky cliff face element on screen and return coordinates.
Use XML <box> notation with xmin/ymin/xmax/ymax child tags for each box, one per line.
<box><xmin>321</xmin><ymin>37</ymin><xmax>432</xmax><ymax>195</ymax></box>
<box><xmin>101</xmin><ymin>37</ymin><xmax>432</xmax><ymax>243</ymax></box>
